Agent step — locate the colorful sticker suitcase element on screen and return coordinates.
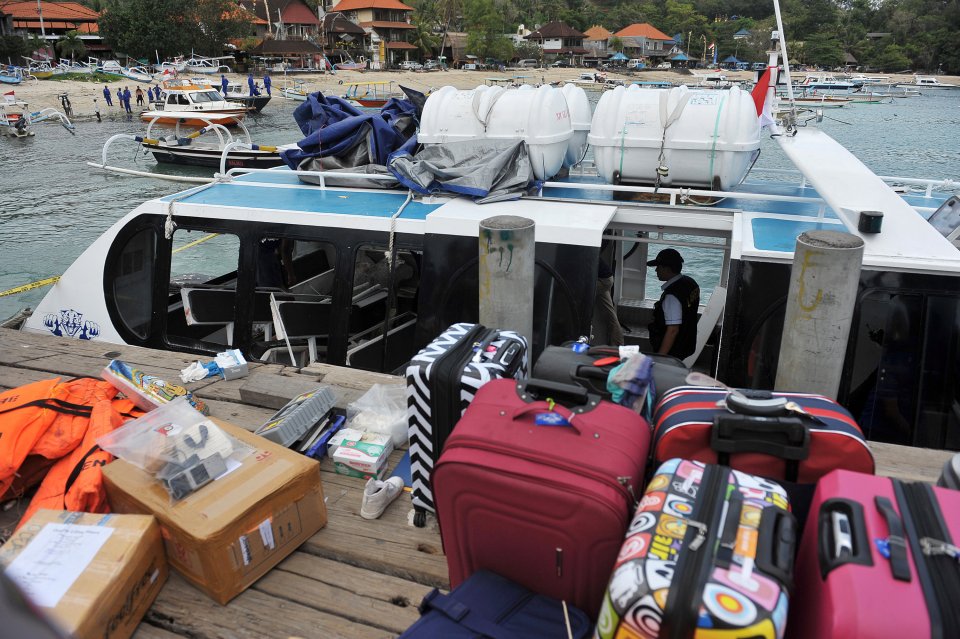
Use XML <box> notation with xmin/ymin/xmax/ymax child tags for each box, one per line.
<box><xmin>652</xmin><ymin>386</ymin><xmax>874</xmax><ymax>483</ymax></box>
<box><xmin>406</xmin><ymin>322</ymin><xmax>527</xmax><ymax>525</ymax></box>
<box><xmin>788</xmin><ymin>469</ymin><xmax>960</xmax><ymax>639</ymax></box>
<box><xmin>434</xmin><ymin>377</ymin><xmax>651</xmax><ymax>619</ymax></box>
<box><xmin>596</xmin><ymin>459</ymin><xmax>796</xmax><ymax>639</ymax></box>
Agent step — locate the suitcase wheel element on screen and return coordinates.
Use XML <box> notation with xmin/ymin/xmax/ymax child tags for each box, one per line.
<box><xmin>413</xmin><ymin>509</ymin><xmax>426</xmax><ymax>528</ymax></box>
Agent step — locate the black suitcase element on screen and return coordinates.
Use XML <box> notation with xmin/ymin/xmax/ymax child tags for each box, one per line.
<box><xmin>406</xmin><ymin>322</ymin><xmax>527</xmax><ymax>526</ymax></box>
<box><xmin>533</xmin><ymin>343</ymin><xmax>690</xmax><ymax>404</ymax></box>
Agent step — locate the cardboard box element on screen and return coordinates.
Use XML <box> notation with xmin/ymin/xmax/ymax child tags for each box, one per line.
<box><xmin>102</xmin><ymin>418</ymin><xmax>327</xmax><ymax>605</ymax></box>
<box><xmin>0</xmin><ymin>510</ymin><xmax>167</xmax><ymax>639</ymax></box>
<box><xmin>332</xmin><ymin>431</ymin><xmax>393</xmax><ymax>479</ymax></box>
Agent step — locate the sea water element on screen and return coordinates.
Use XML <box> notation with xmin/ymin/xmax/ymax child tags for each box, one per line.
<box><xmin>1</xmin><ymin>91</ymin><xmax>958</xmax><ymax>321</ymax></box>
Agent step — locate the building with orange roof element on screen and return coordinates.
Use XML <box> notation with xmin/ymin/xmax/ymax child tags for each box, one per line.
<box><xmin>328</xmin><ymin>0</ymin><xmax>417</xmax><ymax>67</ymax></box>
<box><xmin>525</xmin><ymin>21</ymin><xmax>588</xmax><ymax>65</ymax></box>
<box><xmin>583</xmin><ymin>25</ymin><xmax>612</xmax><ymax>61</ymax></box>
<box><xmin>613</xmin><ymin>23</ymin><xmax>674</xmax><ymax>61</ymax></box>
<box><xmin>240</xmin><ymin>0</ymin><xmax>321</xmax><ymax>40</ymax></box>
<box><xmin>0</xmin><ymin>1</ymin><xmax>107</xmax><ymax>55</ymax></box>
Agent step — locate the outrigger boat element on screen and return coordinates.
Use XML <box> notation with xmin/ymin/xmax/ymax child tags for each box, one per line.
<box><xmin>341</xmin><ymin>81</ymin><xmax>403</xmax><ymax>108</ymax></box>
<box><xmin>1</xmin><ymin>95</ymin><xmax>75</xmax><ymax>137</ymax></box>
<box><xmin>141</xmin><ymin>83</ymin><xmax>247</xmax><ymax>126</ymax></box>
<box><xmin>280</xmin><ymin>80</ymin><xmax>310</xmax><ymax>101</ymax></box>
<box><xmin>184</xmin><ymin>55</ymin><xmax>234</xmax><ymax>75</ymax></box>
<box><xmin>26</xmin><ymin>29</ymin><xmax>960</xmax><ymax>451</ymax></box>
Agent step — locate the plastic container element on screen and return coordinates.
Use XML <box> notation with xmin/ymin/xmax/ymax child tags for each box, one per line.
<box><xmin>419</xmin><ymin>84</ymin><xmax>573</xmax><ymax>180</ymax></box>
<box><xmin>560</xmin><ymin>83</ymin><xmax>591</xmax><ymax>167</ymax></box>
<box><xmin>588</xmin><ymin>85</ymin><xmax>761</xmax><ymax>190</ymax></box>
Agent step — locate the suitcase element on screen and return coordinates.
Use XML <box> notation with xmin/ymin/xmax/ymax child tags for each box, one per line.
<box><xmin>788</xmin><ymin>469</ymin><xmax>960</xmax><ymax>638</ymax></box>
<box><xmin>433</xmin><ymin>377</ymin><xmax>651</xmax><ymax>619</ymax></box>
<box><xmin>399</xmin><ymin>569</ymin><xmax>592</xmax><ymax>638</ymax></box>
<box><xmin>596</xmin><ymin>458</ymin><xmax>797</xmax><ymax>639</ymax></box>
<box><xmin>533</xmin><ymin>344</ymin><xmax>690</xmax><ymax>405</ymax></box>
<box><xmin>406</xmin><ymin>322</ymin><xmax>527</xmax><ymax>526</ymax></box>
<box><xmin>652</xmin><ymin>386</ymin><xmax>874</xmax><ymax>483</ymax></box>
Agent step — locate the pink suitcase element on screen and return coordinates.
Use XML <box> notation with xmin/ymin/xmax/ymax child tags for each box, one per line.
<box><xmin>789</xmin><ymin>469</ymin><xmax>960</xmax><ymax>638</ymax></box>
<box><xmin>433</xmin><ymin>378</ymin><xmax>651</xmax><ymax>619</ymax></box>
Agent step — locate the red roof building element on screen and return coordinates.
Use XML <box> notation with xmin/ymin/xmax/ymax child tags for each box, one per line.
<box><xmin>240</xmin><ymin>0</ymin><xmax>321</xmax><ymax>40</ymax></box>
<box><xmin>613</xmin><ymin>23</ymin><xmax>674</xmax><ymax>59</ymax></box>
<box><xmin>329</xmin><ymin>0</ymin><xmax>416</xmax><ymax>66</ymax></box>
<box><xmin>0</xmin><ymin>1</ymin><xmax>107</xmax><ymax>53</ymax></box>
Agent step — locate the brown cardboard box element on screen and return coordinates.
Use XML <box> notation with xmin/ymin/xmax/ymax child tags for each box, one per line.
<box><xmin>0</xmin><ymin>510</ymin><xmax>167</xmax><ymax>639</ymax></box>
<box><xmin>101</xmin><ymin>418</ymin><xmax>327</xmax><ymax>605</ymax></box>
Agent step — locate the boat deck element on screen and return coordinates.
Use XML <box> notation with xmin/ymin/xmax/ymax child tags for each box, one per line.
<box><xmin>0</xmin><ymin>327</ymin><xmax>954</xmax><ymax>638</ymax></box>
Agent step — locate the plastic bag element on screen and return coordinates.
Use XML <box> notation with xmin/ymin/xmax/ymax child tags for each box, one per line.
<box><xmin>346</xmin><ymin>383</ymin><xmax>407</xmax><ymax>448</ymax></box>
<box><xmin>96</xmin><ymin>397</ymin><xmax>253</xmax><ymax>502</ymax></box>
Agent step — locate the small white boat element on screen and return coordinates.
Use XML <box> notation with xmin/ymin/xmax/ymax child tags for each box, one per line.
<box><xmin>280</xmin><ymin>80</ymin><xmax>310</xmax><ymax>101</ymax></box>
<box><xmin>142</xmin><ymin>82</ymin><xmax>247</xmax><ymax>126</ymax></box>
<box><xmin>897</xmin><ymin>74</ymin><xmax>960</xmax><ymax>90</ymax></box>
<box><xmin>184</xmin><ymin>56</ymin><xmax>233</xmax><ymax>75</ymax></box>
<box><xmin>124</xmin><ymin>66</ymin><xmax>157</xmax><ymax>83</ymax></box>
<box><xmin>1</xmin><ymin>95</ymin><xmax>75</xmax><ymax>137</ymax></box>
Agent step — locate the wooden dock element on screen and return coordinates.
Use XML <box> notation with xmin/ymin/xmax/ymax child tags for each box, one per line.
<box><xmin>0</xmin><ymin>327</ymin><xmax>955</xmax><ymax>638</ymax></box>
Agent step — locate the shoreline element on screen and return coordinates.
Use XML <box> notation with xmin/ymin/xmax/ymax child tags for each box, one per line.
<box><xmin>7</xmin><ymin>68</ymin><xmax>958</xmax><ymax>116</ymax></box>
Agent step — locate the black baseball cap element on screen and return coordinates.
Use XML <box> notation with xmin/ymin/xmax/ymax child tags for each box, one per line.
<box><xmin>647</xmin><ymin>248</ymin><xmax>684</xmax><ymax>270</ymax></box>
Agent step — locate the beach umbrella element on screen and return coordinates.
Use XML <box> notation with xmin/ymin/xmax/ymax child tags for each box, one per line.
<box><xmin>609</xmin><ymin>52</ymin><xmax>628</xmax><ymax>61</ymax></box>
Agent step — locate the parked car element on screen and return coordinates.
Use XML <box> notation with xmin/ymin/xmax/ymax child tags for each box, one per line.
<box><xmin>656</xmin><ymin>62</ymin><xmax>672</xmax><ymax>69</ymax></box>
<box><xmin>517</xmin><ymin>59</ymin><xmax>539</xmax><ymax>68</ymax></box>
<box><xmin>423</xmin><ymin>60</ymin><xmax>441</xmax><ymax>70</ymax></box>
<box><xmin>399</xmin><ymin>60</ymin><xmax>422</xmax><ymax>70</ymax></box>
<box><xmin>626</xmin><ymin>59</ymin><xmax>644</xmax><ymax>70</ymax></box>
<box><xmin>752</xmin><ymin>62</ymin><xmax>767</xmax><ymax>71</ymax></box>
<box><xmin>551</xmin><ymin>60</ymin><xmax>572</xmax><ymax>68</ymax></box>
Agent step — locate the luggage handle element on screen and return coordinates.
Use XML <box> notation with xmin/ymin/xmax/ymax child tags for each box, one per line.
<box><xmin>711</xmin><ymin>414</ymin><xmax>810</xmax><ymax>481</ymax></box>
<box><xmin>516</xmin><ymin>378</ymin><xmax>596</xmax><ymax>408</ymax></box>
<box><xmin>817</xmin><ymin>498</ymin><xmax>874</xmax><ymax>579</ymax></box>
<box><xmin>874</xmin><ymin>496</ymin><xmax>912</xmax><ymax>582</ymax></box>
<box><xmin>755</xmin><ymin>506</ymin><xmax>798</xmax><ymax>592</ymax></box>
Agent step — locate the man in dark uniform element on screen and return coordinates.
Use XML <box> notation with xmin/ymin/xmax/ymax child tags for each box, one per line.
<box><xmin>647</xmin><ymin>248</ymin><xmax>700</xmax><ymax>359</ymax></box>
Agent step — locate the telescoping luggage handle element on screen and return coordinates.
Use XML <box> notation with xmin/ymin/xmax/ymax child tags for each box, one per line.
<box><xmin>512</xmin><ymin>379</ymin><xmax>602</xmax><ymax>431</ymax></box>
<box><xmin>710</xmin><ymin>414</ymin><xmax>811</xmax><ymax>482</ymax></box>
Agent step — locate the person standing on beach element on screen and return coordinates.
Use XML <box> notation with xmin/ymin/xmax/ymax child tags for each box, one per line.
<box><xmin>220</xmin><ymin>74</ymin><xmax>229</xmax><ymax>97</ymax></box>
<box><xmin>103</xmin><ymin>85</ymin><xmax>113</xmax><ymax>107</ymax></box>
<box><xmin>263</xmin><ymin>72</ymin><xmax>271</xmax><ymax>96</ymax></box>
<box><xmin>122</xmin><ymin>86</ymin><xmax>132</xmax><ymax>114</ymax></box>
<box><xmin>116</xmin><ymin>87</ymin><xmax>123</xmax><ymax>106</ymax></box>
<box><xmin>135</xmin><ymin>86</ymin><xmax>144</xmax><ymax>106</ymax></box>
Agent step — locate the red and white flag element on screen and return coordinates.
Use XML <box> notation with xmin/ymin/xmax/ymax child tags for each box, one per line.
<box><xmin>751</xmin><ymin>67</ymin><xmax>775</xmax><ymax>128</ymax></box>
<box><xmin>3</xmin><ymin>90</ymin><xmax>14</xmax><ymax>103</ymax></box>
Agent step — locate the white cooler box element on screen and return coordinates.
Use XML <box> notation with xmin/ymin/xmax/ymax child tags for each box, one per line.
<box><xmin>419</xmin><ymin>84</ymin><xmax>573</xmax><ymax>181</ymax></box>
<box><xmin>588</xmin><ymin>84</ymin><xmax>761</xmax><ymax>190</ymax></box>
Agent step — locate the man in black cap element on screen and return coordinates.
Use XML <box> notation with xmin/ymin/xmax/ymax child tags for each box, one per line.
<box><xmin>647</xmin><ymin>248</ymin><xmax>700</xmax><ymax>359</ymax></box>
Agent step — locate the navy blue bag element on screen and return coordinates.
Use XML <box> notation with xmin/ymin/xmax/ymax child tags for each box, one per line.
<box><xmin>399</xmin><ymin>570</ymin><xmax>592</xmax><ymax>638</ymax></box>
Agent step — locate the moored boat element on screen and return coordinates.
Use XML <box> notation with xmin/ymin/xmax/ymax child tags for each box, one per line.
<box><xmin>141</xmin><ymin>83</ymin><xmax>248</xmax><ymax>126</ymax></box>
<box><xmin>341</xmin><ymin>81</ymin><xmax>403</xmax><ymax>108</ymax></box>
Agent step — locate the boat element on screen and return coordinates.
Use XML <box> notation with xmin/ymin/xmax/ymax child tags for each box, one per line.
<box><xmin>0</xmin><ymin>66</ymin><xmax>25</xmax><ymax>85</ymax></box>
<box><xmin>184</xmin><ymin>55</ymin><xmax>233</xmax><ymax>75</ymax></box>
<box><xmin>787</xmin><ymin>94</ymin><xmax>852</xmax><ymax>108</ymax></box>
<box><xmin>156</xmin><ymin>56</ymin><xmax>187</xmax><ymax>74</ymax></box>
<box><xmin>123</xmin><ymin>66</ymin><xmax>157</xmax><ymax>83</ymax></box>
<box><xmin>27</xmin><ymin>25</ymin><xmax>960</xmax><ymax>452</ymax></box>
<box><xmin>1</xmin><ymin>94</ymin><xmax>75</xmax><ymax>137</ymax></box>
<box><xmin>101</xmin><ymin>116</ymin><xmax>285</xmax><ymax>170</ymax></box>
<box><xmin>686</xmin><ymin>72</ymin><xmax>733</xmax><ymax>88</ymax></box>
<box><xmin>140</xmin><ymin>83</ymin><xmax>248</xmax><ymax>126</ymax></box>
<box><xmin>219</xmin><ymin>81</ymin><xmax>272</xmax><ymax>112</ymax></box>
<box><xmin>897</xmin><ymin>74</ymin><xmax>960</xmax><ymax>91</ymax></box>
<box><xmin>341</xmin><ymin>81</ymin><xmax>403</xmax><ymax>108</ymax></box>
<box><xmin>57</xmin><ymin>57</ymin><xmax>97</xmax><ymax>75</ymax></box>
<box><xmin>790</xmin><ymin>73</ymin><xmax>859</xmax><ymax>94</ymax></box>
<box><xmin>847</xmin><ymin>73</ymin><xmax>890</xmax><ymax>84</ymax></box>
<box><xmin>22</xmin><ymin>58</ymin><xmax>63</xmax><ymax>80</ymax></box>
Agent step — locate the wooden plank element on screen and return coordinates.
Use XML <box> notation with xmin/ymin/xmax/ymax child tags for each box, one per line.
<box><xmin>132</xmin><ymin>623</ymin><xmax>187</xmax><ymax>639</ymax></box>
<box><xmin>239</xmin><ymin>371</ymin><xmax>331</xmax><ymax>409</ymax></box>
<box><xmin>870</xmin><ymin>441</ymin><xmax>953</xmax><ymax>483</ymax></box>
<box><xmin>143</xmin><ymin>572</ymin><xmax>390</xmax><ymax>639</ymax></box>
<box><xmin>303</xmin><ymin>362</ymin><xmax>403</xmax><ymax>390</ymax></box>
<box><xmin>257</xmin><ymin>552</ymin><xmax>433</xmax><ymax>634</ymax></box>
<box><xmin>197</xmin><ymin>397</ymin><xmax>275</xmax><ymax>430</ymax></box>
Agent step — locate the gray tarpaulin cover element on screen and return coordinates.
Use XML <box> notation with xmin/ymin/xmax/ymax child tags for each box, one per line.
<box><xmin>388</xmin><ymin>139</ymin><xmax>536</xmax><ymax>203</ymax></box>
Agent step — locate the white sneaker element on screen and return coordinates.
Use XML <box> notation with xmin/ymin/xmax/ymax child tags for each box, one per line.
<box><xmin>360</xmin><ymin>476</ymin><xmax>404</xmax><ymax>520</ymax></box>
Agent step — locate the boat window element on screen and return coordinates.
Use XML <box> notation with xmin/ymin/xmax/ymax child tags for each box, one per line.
<box><xmin>192</xmin><ymin>91</ymin><xmax>222</xmax><ymax>104</ymax></box>
<box><xmin>345</xmin><ymin>245</ymin><xmax>421</xmax><ymax>373</ymax></box>
<box><xmin>253</xmin><ymin>238</ymin><xmax>337</xmax><ymax>366</ymax></box>
<box><xmin>110</xmin><ymin>227</ymin><xmax>156</xmax><ymax>339</ymax></box>
<box><xmin>847</xmin><ymin>290</ymin><xmax>960</xmax><ymax>448</ymax></box>
<box><xmin>166</xmin><ymin>95</ymin><xmax>177</xmax><ymax>106</ymax></box>
<box><xmin>165</xmin><ymin>230</ymin><xmax>240</xmax><ymax>349</ymax></box>
<box><xmin>177</xmin><ymin>95</ymin><xmax>189</xmax><ymax>105</ymax></box>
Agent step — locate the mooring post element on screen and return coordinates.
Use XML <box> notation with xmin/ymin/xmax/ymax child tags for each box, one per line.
<box><xmin>775</xmin><ymin>230</ymin><xmax>864</xmax><ymax>399</ymax></box>
<box><xmin>479</xmin><ymin>215</ymin><xmax>535</xmax><ymax>346</ymax></box>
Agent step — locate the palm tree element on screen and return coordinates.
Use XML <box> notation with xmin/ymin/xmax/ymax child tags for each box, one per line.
<box><xmin>408</xmin><ymin>18</ymin><xmax>440</xmax><ymax>58</ymax></box>
<box><xmin>56</xmin><ymin>30</ymin><xmax>87</xmax><ymax>61</ymax></box>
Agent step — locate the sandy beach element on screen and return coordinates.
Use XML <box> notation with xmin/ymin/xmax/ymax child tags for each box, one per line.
<box><xmin>8</xmin><ymin>67</ymin><xmax>959</xmax><ymax>117</ymax></box>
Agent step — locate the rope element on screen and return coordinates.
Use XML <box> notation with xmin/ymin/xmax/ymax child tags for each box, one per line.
<box><xmin>164</xmin><ymin>174</ymin><xmax>232</xmax><ymax>240</ymax></box>
<box><xmin>0</xmin><ymin>276</ymin><xmax>60</xmax><ymax>298</ymax></box>
<box><xmin>707</xmin><ymin>94</ymin><xmax>726</xmax><ymax>185</ymax></box>
<box><xmin>385</xmin><ymin>191</ymin><xmax>413</xmax><ymax>267</ymax></box>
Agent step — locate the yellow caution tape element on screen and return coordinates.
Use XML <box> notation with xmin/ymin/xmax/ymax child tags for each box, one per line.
<box><xmin>0</xmin><ymin>234</ymin><xmax>219</xmax><ymax>298</ymax></box>
<box><xmin>0</xmin><ymin>276</ymin><xmax>61</xmax><ymax>298</ymax></box>
<box><xmin>173</xmin><ymin>232</ymin><xmax>219</xmax><ymax>254</ymax></box>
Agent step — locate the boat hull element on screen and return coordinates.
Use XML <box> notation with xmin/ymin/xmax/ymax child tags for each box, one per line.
<box><xmin>144</xmin><ymin>143</ymin><xmax>283</xmax><ymax>169</ymax></box>
<box><xmin>226</xmin><ymin>95</ymin><xmax>271</xmax><ymax>112</ymax></box>
<box><xmin>139</xmin><ymin>110</ymin><xmax>247</xmax><ymax>127</ymax></box>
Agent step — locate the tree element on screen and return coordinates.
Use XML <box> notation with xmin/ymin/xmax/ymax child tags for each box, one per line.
<box><xmin>0</xmin><ymin>36</ymin><xmax>27</xmax><ymax>64</ymax></box>
<box><xmin>55</xmin><ymin>30</ymin><xmax>87</xmax><ymax>61</ymax></box>
<box><xmin>408</xmin><ymin>17</ymin><xmax>440</xmax><ymax>57</ymax></box>
<box><xmin>608</xmin><ymin>36</ymin><xmax>624</xmax><ymax>52</ymax></box>
<box><xmin>98</xmin><ymin>0</ymin><xmax>248</xmax><ymax>60</ymax></box>
<box><xmin>875</xmin><ymin>43</ymin><xmax>911</xmax><ymax>72</ymax></box>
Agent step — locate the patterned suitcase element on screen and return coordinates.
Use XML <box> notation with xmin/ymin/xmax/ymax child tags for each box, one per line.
<box><xmin>406</xmin><ymin>322</ymin><xmax>527</xmax><ymax>526</ymax></box>
<box><xmin>596</xmin><ymin>459</ymin><xmax>796</xmax><ymax>639</ymax></box>
<box><xmin>434</xmin><ymin>377</ymin><xmax>651</xmax><ymax>619</ymax></box>
<box><xmin>652</xmin><ymin>387</ymin><xmax>874</xmax><ymax>483</ymax></box>
<box><xmin>788</xmin><ymin>469</ymin><xmax>960</xmax><ymax>639</ymax></box>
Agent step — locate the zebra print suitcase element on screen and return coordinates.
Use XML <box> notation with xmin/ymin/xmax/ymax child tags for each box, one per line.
<box><xmin>407</xmin><ymin>323</ymin><xmax>528</xmax><ymax>527</ymax></box>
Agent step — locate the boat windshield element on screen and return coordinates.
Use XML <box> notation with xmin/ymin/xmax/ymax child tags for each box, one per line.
<box><xmin>192</xmin><ymin>91</ymin><xmax>224</xmax><ymax>103</ymax></box>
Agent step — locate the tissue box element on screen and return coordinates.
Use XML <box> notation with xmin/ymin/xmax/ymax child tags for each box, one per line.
<box><xmin>333</xmin><ymin>432</ymin><xmax>393</xmax><ymax>479</ymax></box>
<box><xmin>326</xmin><ymin>427</ymin><xmax>364</xmax><ymax>458</ymax></box>
<box><xmin>215</xmin><ymin>349</ymin><xmax>248</xmax><ymax>380</ymax></box>
<box><xmin>0</xmin><ymin>510</ymin><xmax>167</xmax><ymax>639</ymax></box>
<box><xmin>102</xmin><ymin>418</ymin><xmax>327</xmax><ymax>604</ymax></box>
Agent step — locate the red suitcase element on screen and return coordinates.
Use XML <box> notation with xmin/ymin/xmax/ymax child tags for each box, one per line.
<box><xmin>433</xmin><ymin>378</ymin><xmax>651</xmax><ymax>619</ymax></box>
<box><xmin>652</xmin><ymin>386</ymin><xmax>874</xmax><ymax>483</ymax></box>
<box><xmin>789</xmin><ymin>469</ymin><xmax>960</xmax><ymax>638</ymax></box>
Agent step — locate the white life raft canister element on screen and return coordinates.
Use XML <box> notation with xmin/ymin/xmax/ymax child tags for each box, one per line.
<box><xmin>560</xmin><ymin>83</ymin><xmax>591</xmax><ymax>167</ymax></box>
<box><xmin>419</xmin><ymin>84</ymin><xmax>573</xmax><ymax>180</ymax></box>
<box><xmin>588</xmin><ymin>84</ymin><xmax>761</xmax><ymax>190</ymax></box>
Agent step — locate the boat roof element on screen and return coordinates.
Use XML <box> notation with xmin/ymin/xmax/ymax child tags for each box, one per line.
<box><xmin>342</xmin><ymin>81</ymin><xmax>394</xmax><ymax>86</ymax></box>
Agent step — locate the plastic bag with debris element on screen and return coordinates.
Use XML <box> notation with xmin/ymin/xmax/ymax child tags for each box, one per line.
<box><xmin>347</xmin><ymin>383</ymin><xmax>407</xmax><ymax>448</ymax></box>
